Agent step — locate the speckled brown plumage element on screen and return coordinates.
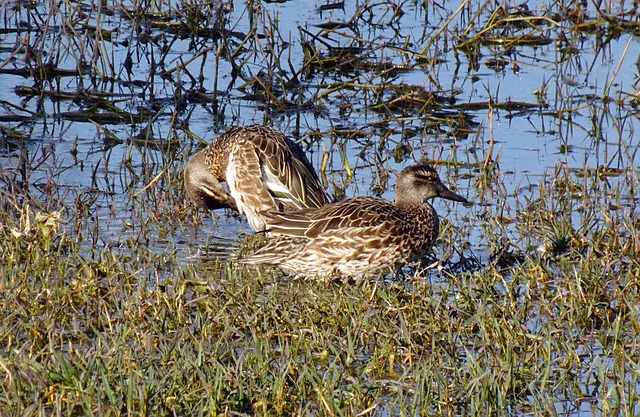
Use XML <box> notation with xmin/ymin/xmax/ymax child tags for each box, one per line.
<box><xmin>241</xmin><ymin>163</ymin><xmax>468</xmax><ymax>279</ymax></box>
<box><xmin>184</xmin><ymin>125</ymin><xmax>330</xmax><ymax>231</ymax></box>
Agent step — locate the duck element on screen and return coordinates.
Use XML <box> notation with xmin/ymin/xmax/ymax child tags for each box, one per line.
<box><xmin>184</xmin><ymin>125</ymin><xmax>331</xmax><ymax>231</ymax></box>
<box><xmin>241</xmin><ymin>163</ymin><xmax>468</xmax><ymax>279</ymax></box>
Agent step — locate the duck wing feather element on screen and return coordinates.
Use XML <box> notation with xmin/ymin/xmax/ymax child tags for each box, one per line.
<box><xmin>251</xmin><ymin>127</ymin><xmax>330</xmax><ymax>209</ymax></box>
<box><xmin>262</xmin><ymin>196</ymin><xmax>404</xmax><ymax>238</ymax></box>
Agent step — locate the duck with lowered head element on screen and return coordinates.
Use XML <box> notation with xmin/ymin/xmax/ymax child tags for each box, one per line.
<box><xmin>184</xmin><ymin>125</ymin><xmax>331</xmax><ymax>231</ymax></box>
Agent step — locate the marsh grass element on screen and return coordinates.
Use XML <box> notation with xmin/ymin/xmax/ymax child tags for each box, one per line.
<box><xmin>1</xmin><ymin>187</ymin><xmax>638</xmax><ymax>415</ymax></box>
<box><xmin>1</xmin><ymin>0</ymin><xmax>640</xmax><ymax>415</ymax></box>
<box><xmin>1</xmin><ymin>143</ymin><xmax>638</xmax><ymax>415</ymax></box>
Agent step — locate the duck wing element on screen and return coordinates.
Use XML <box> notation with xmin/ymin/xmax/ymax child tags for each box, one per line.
<box><xmin>251</xmin><ymin>127</ymin><xmax>330</xmax><ymax>209</ymax></box>
<box><xmin>262</xmin><ymin>196</ymin><xmax>399</xmax><ymax>238</ymax></box>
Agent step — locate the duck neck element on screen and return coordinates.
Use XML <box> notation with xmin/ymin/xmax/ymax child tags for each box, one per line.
<box><xmin>394</xmin><ymin>192</ymin><xmax>427</xmax><ymax>208</ymax></box>
<box><xmin>396</xmin><ymin>197</ymin><xmax>434</xmax><ymax>214</ymax></box>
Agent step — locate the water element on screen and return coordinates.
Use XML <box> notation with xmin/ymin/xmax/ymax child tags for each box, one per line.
<box><xmin>1</xmin><ymin>0</ymin><xmax>638</xmax><ymax>264</ymax></box>
<box><xmin>1</xmin><ymin>1</ymin><xmax>639</xmax><ymax>414</ymax></box>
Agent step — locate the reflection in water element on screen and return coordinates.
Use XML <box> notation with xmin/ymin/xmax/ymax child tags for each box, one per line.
<box><xmin>189</xmin><ymin>234</ymin><xmax>241</xmax><ymax>264</ymax></box>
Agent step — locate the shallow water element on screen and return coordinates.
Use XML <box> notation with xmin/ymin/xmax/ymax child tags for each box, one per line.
<box><xmin>0</xmin><ymin>2</ymin><xmax>638</xmax><ymax>258</ymax></box>
<box><xmin>1</xmin><ymin>1</ymin><xmax>637</xmax><ymax>248</ymax></box>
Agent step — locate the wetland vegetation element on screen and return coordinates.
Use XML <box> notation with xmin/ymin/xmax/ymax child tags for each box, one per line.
<box><xmin>0</xmin><ymin>0</ymin><xmax>639</xmax><ymax>415</ymax></box>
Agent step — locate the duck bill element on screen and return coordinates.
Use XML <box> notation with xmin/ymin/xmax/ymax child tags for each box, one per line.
<box><xmin>437</xmin><ymin>185</ymin><xmax>468</xmax><ymax>203</ymax></box>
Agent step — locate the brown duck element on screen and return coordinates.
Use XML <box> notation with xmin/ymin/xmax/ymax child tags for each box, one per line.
<box><xmin>184</xmin><ymin>125</ymin><xmax>330</xmax><ymax>231</ymax></box>
<box><xmin>241</xmin><ymin>163</ymin><xmax>468</xmax><ymax>279</ymax></box>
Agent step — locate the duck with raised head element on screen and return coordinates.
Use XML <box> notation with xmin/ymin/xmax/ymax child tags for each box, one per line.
<box><xmin>241</xmin><ymin>163</ymin><xmax>468</xmax><ymax>279</ymax></box>
<box><xmin>184</xmin><ymin>125</ymin><xmax>330</xmax><ymax>231</ymax></box>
